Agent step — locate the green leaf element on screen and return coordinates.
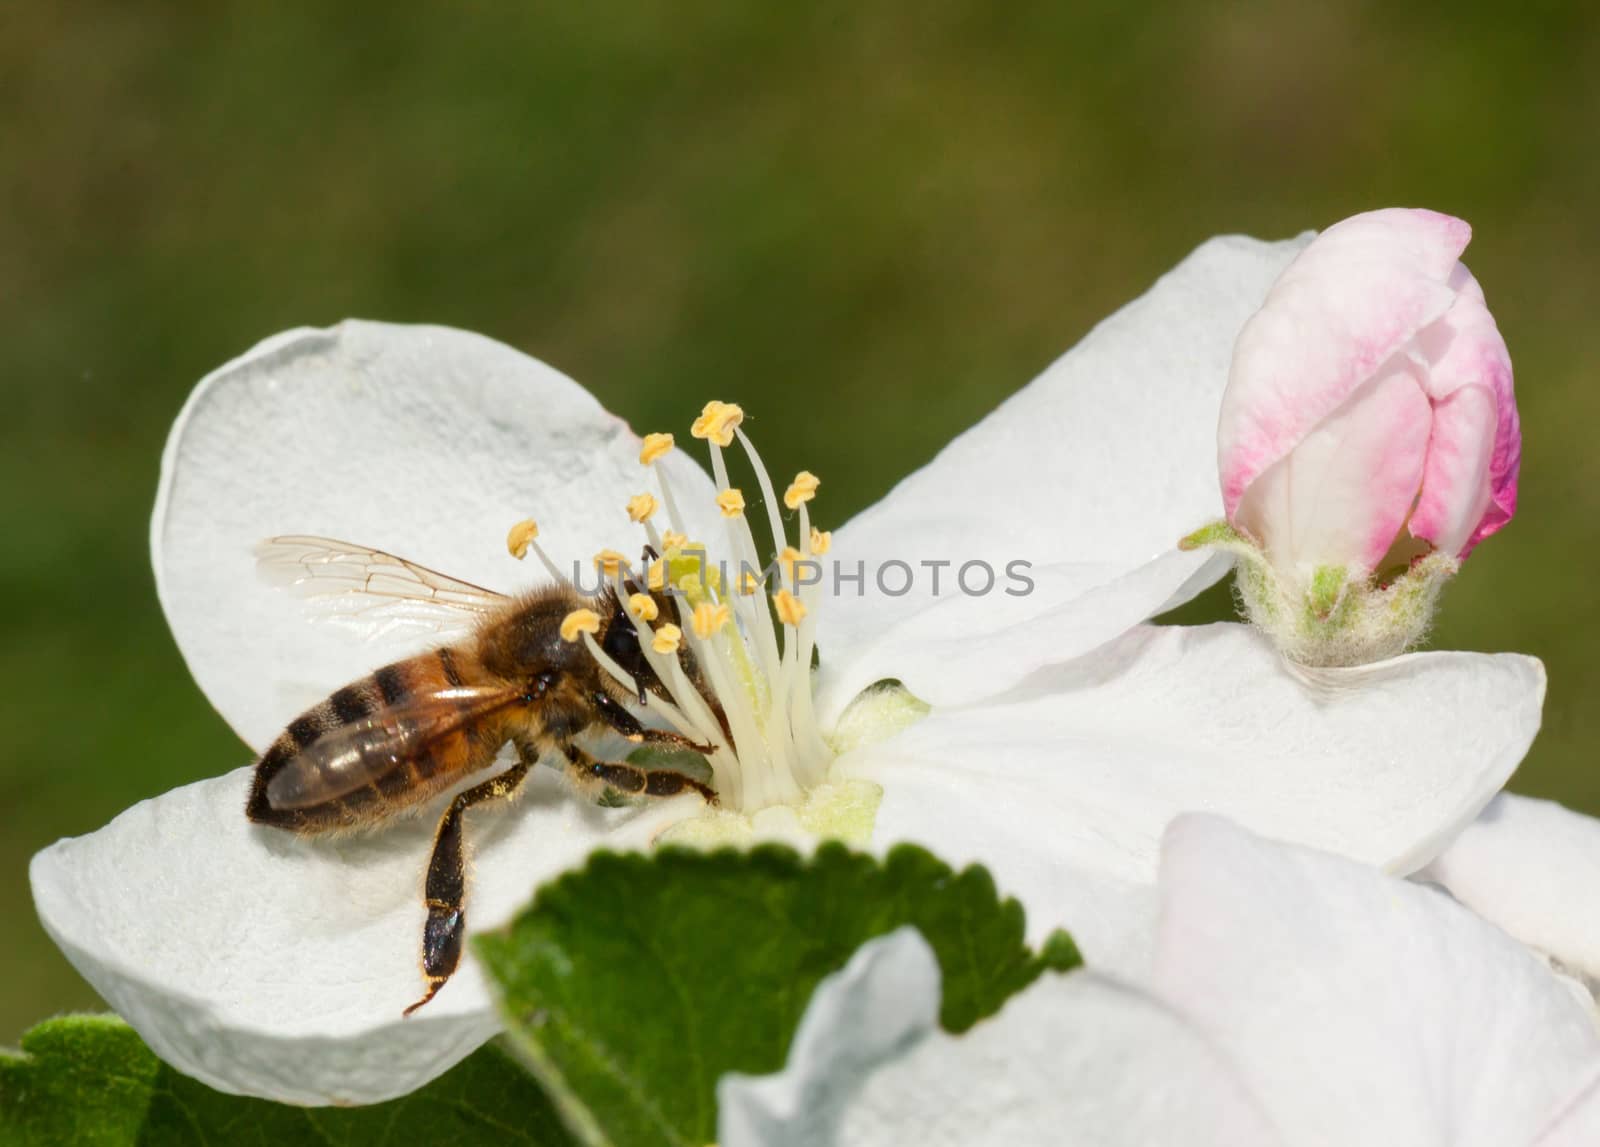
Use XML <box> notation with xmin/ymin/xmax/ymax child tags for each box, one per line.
<box><xmin>477</xmin><ymin>842</ymin><xmax>1080</xmax><ymax>1147</ymax></box>
<box><xmin>0</xmin><ymin>1014</ymin><xmax>577</xmax><ymax>1147</ymax></box>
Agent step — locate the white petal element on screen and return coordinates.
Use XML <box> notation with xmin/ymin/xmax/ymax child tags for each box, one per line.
<box><xmin>761</xmin><ymin>971</ymin><xmax>1279</xmax><ymax>1147</ymax></box>
<box><xmin>842</xmin><ymin>623</ymin><xmax>1541</xmax><ymax>966</ymax></box>
<box><xmin>718</xmin><ymin>927</ymin><xmax>942</xmax><ymax>1147</ymax></box>
<box><xmin>813</xmin><ymin>548</ymin><xmax>1229</xmax><ymax>726</ymax></box>
<box><xmin>29</xmin><ymin>764</ymin><xmax>698</xmax><ymax>1104</ymax></box>
<box><xmin>1537</xmin><ymin>1070</ymin><xmax>1600</xmax><ymax>1146</ymax></box>
<box><xmin>841</xmin><ymin>750</ymin><xmax>1162</xmax><ymax>975</ymax></box>
<box><xmin>153</xmin><ymin>321</ymin><xmax>719</xmax><ymax>750</ymax></box>
<box><xmin>1422</xmin><ymin>793</ymin><xmax>1600</xmax><ymax>984</ymax></box>
<box><xmin>1155</xmin><ymin>816</ymin><xmax>1600</xmax><ymax>1146</ymax></box>
<box><xmin>814</xmin><ymin>234</ymin><xmax>1310</xmax><ymax>717</ymax></box>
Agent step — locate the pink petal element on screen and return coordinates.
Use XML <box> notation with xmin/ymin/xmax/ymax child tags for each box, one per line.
<box><xmin>1232</xmin><ymin>362</ymin><xmax>1431</xmax><ymax>575</ymax></box>
<box><xmin>1219</xmin><ymin>208</ymin><xmax>1470</xmax><ymax>523</ymax></box>
<box><xmin>1409</xmin><ymin>268</ymin><xmax>1520</xmax><ymax>557</ymax></box>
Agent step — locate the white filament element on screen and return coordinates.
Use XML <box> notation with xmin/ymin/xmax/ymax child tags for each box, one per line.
<box><xmin>585</xmin><ymin>426</ymin><xmax>837</xmax><ymax>813</ymax></box>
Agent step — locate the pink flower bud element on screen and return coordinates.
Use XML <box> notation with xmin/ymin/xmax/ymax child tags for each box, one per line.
<box><xmin>1217</xmin><ymin>208</ymin><xmax>1520</xmax><ymax>582</ymax></box>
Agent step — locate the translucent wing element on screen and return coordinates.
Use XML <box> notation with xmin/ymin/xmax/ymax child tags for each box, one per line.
<box><xmin>265</xmin><ymin>684</ymin><xmax>521</xmax><ymax>810</ymax></box>
<box><xmin>256</xmin><ymin>535</ymin><xmax>509</xmax><ymax>640</ymax></box>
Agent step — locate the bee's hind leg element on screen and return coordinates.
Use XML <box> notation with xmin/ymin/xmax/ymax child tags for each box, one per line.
<box><xmin>562</xmin><ymin>742</ymin><xmax>717</xmax><ymax>805</ymax></box>
<box><xmin>402</xmin><ymin>743</ymin><xmax>535</xmax><ymax>1017</ymax></box>
<box><xmin>590</xmin><ymin>691</ymin><xmax>715</xmax><ymax>755</ymax></box>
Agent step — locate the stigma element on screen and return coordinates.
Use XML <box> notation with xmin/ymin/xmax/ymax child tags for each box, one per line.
<box><xmin>568</xmin><ymin>401</ymin><xmax>839</xmax><ymax>817</ymax></box>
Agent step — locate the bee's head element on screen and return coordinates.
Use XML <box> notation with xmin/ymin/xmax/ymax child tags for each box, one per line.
<box><xmin>598</xmin><ymin>587</ymin><xmax>672</xmax><ymax>703</ymax></box>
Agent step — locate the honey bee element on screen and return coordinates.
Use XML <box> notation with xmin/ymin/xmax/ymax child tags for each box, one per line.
<box><xmin>248</xmin><ymin>536</ymin><xmax>718</xmax><ymax>1015</ymax></box>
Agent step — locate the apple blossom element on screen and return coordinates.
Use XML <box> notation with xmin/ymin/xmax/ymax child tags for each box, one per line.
<box><xmin>31</xmin><ymin>233</ymin><xmax>1542</xmax><ymax>1104</ymax></box>
<box><xmin>1423</xmin><ymin>792</ymin><xmax>1600</xmax><ymax>997</ymax></box>
<box><xmin>1184</xmin><ymin>208</ymin><xmax>1521</xmax><ymax>666</ymax></box>
<box><xmin>720</xmin><ymin>817</ymin><xmax>1600</xmax><ymax>1146</ymax></box>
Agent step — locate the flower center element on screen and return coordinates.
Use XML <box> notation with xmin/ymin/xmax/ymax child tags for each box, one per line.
<box><xmin>534</xmin><ymin>401</ymin><xmax>839</xmax><ymax>817</ymax></box>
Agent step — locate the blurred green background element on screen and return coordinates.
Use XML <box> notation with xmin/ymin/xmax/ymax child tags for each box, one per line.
<box><xmin>3</xmin><ymin>1</ymin><xmax>1597</xmax><ymax>1042</ymax></box>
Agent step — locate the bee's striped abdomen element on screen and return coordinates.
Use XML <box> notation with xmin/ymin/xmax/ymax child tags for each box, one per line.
<box><xmin>247</xmin><ymin>648</ymin><xmax>511</xmax><ymax>834</ymax></box>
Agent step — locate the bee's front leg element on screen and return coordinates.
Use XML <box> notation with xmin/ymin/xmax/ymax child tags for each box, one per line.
<box><xmin>590</xmin><ymin>691</ymin><xmax>715</xmax><ymax>755</ymax></box>
<box><xmin>402</xmin><ymin>743</ymin><xmax>535</xmax><ymax>1017</ymax></box>
<box><xmin>561</xmin><ymin>742</ymin><xmax>717</xmax><ymax>804</ymax></box>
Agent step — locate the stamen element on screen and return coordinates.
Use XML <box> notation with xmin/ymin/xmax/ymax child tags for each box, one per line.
<box><xmin>652</xmin><ymin>624</ymin><xmax>683</xmax><ymax>654</ymax></box>
<box><xmin>774</xmin><ymin>589</ymin><xmax>807</xmax><ymax>626</ymax></box>
<box><xmin>692</xmin><ymin>601</ymin><xmax>732</xmax><ymax>638</ymax></box>
<box><xmin>535</xmin><ymin>405</ymin><xmax>845</xmax><ymax>819</ymax></box>
<box><xmin>717</xmin><ymin>488</ymin><xmax>747</xmax><ymax>518</ymax></box>
<box><xmin>691</xmin><ymin>401</ymin><xmax>745</xmax><ymax>447</ymax></box>
<box><xmin>777</xmin><ymin>545</ymin><xmax>804</xmax><ymax>588</ymax></box>
<box><xmin>639</xmin><ymin>433</ymin><xmax>675</xmax><ymax>465</ymax></box>
<box><xmin>784</xmin><ymin>471</ymin><xmax>820</xmax><ymax>509</ymax></box>
<box><xmin>560</xmin><ymin>609</ymin><xmax>601</xmax><ymax>643</ymax></box>
<box><xmin>627</xmin><ymin>493</ymin><xmax>659</xmax><ymax>523</ymax></box>
<box><xmin>505</xmin><ymin>518</ymin><xmax>570</xmax><ymax>585</ymax></box>
<box><xmin>506</xmin><ymin>519</ymin><xmax>540</xmax><ymax>558</ymax></box>
<box><xmin>576</xmin><ymin>628</ymin><xmax>714</xmax><ymax>764</ymax></box>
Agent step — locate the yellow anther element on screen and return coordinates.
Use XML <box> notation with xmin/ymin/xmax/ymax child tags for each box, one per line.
<box><xmin>716</xmin><ymin>488</ymin><xmax>747</xmax><ymax>518</ymax></box>
<box><xmin>777</xmin><ymin>545</ymin><xmax>804</xmax><ymax>583</ymax></box>
<box><xmin>737</xmin><ymin>569</ymin><xmax>761</xmax><ymax>596</ymax></box>
<box><xmin>809</xmin><ymin>527</ymin><xmax>832</xmax><ymax>555</ymax></box>
<box><xmin>774</xmin><ymin>588</ymin><xmax>808</xmax><ymax>627</ymax></box>
<box><xmin>784</xmin><ymin>471</ymin><xmax>821</xmax><ymax>510</ymax></box>
<box><xmin>627</xmin><ymin>592</ymin><xmax>660</xmax><ymax>622</ymax></box>
<box><xmin>639</xmin><ymin>433</ymin><xmax>675</xmax><ymax>465</ymax></box>
<box><xmin>626</xmin><ymin>493</ymin><xmax>659</xmax><ymax>523</ymax></box>
<box><xmin>661</xmin><ymin>530</ymin><xmax>688</xmax><ymax>551</ymax></box>
<box><xmin>560</xmin><ymin>609</ymin><xmax>601</xmax><ymax>643</ymax></box>
<box><xmin>646</xmin><ymin>558</ymin><xmax>668</xmax><ymax>590</ymax></box>
<box><xmin>506</xmin><ymin>519</ymin><xmax>540</xmax><ymax>559</ymax></box>
<box><xmin>691</xmin><ymin>602</ymin><xmax>732</xmax><ymax>638</ymax></box>
<box><xmin>652</xmin><ymin>624</ymin><xmax>683</xmax><ymax>654</ymax></box>
<box><xmin>593</xmin><ymin>549</ymin><xmax>629</xmax><ymax>577</ymax></box>
<box><xmin>691</xmin><ymin>400</ymin><xmax>745</xmax><ymax>447</ymax></box>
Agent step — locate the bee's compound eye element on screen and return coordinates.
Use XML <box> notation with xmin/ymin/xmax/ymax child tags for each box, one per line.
<box><xmin>591</xmin><ymin>763</ymin><xmax>604</xmax><ymax>776</ymax></box>
<box><xmin>521</xmin><ymin>693</ymin><xmax>536</xmax><ymax>705</ymax></box>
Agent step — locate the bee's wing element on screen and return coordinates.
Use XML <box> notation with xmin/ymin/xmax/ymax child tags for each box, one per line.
<box><xmin>265</xmin><ymin>684</ymin><xmax>521</xmax><ymax>810</ymax></box>
<box><xmin>256</xmin><ymin>535</ymin><xmax>510</xmax><ymax>640</ymax></box>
